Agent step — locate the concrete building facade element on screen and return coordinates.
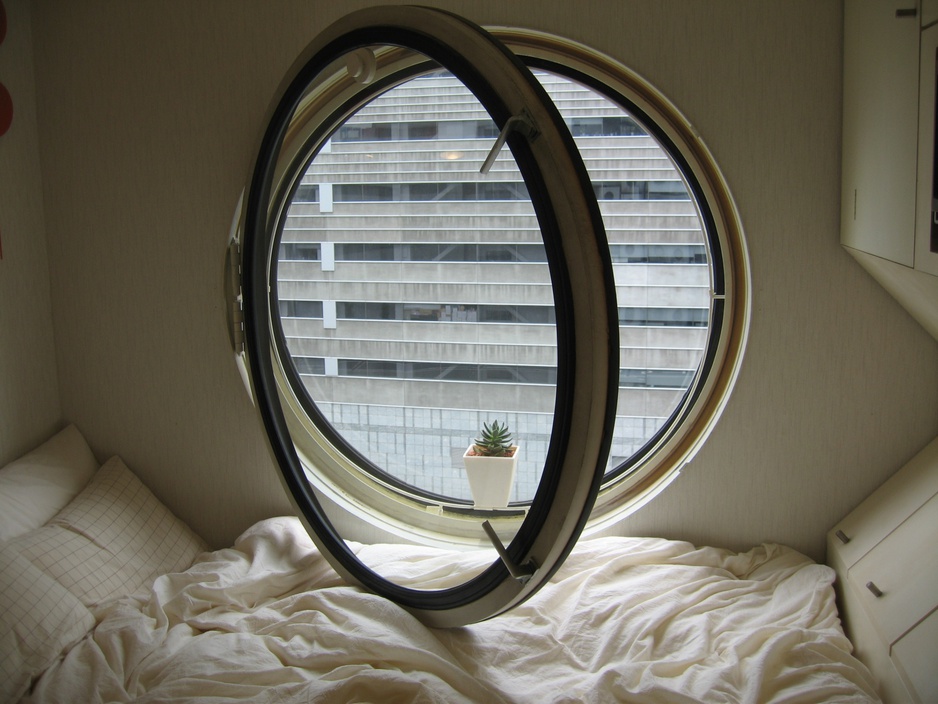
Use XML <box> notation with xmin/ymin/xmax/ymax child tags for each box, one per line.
<box><xmin>275</xmin><ymin>69</ymin><xmax>710</xmax><ymax>504</ymax></box>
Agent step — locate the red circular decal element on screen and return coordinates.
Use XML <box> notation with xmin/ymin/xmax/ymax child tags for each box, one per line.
<box><xmin>0</xmin><ymin>82</ymin><xmax>12</xmax><ymax>136</ymax></box>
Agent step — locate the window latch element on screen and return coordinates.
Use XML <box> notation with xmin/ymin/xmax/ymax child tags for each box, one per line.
<box><xmin>480</xmin><ymin>110</ymin><xmax>539</xmax><ymax>175</ymax></box>
<box><xmin>482</xmin><ymin>520</ymin><xmax>537</xmax><ymax>584</ymax></box>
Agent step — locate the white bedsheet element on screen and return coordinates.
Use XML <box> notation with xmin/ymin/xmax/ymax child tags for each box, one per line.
<box><xmin>25</xmin><ymin>517</ymin><xmax>878</xmax><ymax>703</ymax></box>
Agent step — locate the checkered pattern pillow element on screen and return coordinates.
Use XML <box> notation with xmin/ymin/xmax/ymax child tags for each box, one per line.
<box><xmin>10</xmin><ymin>456</ymin><xmax>208</xmax><ymax>607</ymax></box>
<box><xmin>0</xmin><ymin>544</ymin><xmax>95</xmax><ymax>702</ymax></box>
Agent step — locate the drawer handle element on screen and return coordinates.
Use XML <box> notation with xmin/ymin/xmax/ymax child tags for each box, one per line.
<box><xmin>866</xmin><ymin>581</ymin><xmax>884</xmax><ymax>598</ymax></box>
<box><xmin>835</xmin><ymin>530</ymin><xmax>850</xmax><ymax>544</ymax></box>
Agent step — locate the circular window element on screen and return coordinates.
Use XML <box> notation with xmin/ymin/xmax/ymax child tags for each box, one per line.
<box><xmin>229</xmin><ymin>7</ymin><xmax>748</xmax><ymax>626</ymax></box>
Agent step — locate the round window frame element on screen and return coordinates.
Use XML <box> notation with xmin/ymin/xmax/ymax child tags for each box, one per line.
<box><xmin>232</xmin><ymin>14</ymin><xmax>749</xmax><ymax>582</ymax></box>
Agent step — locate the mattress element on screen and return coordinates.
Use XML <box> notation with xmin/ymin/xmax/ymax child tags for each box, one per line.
<box><xmin>21</xmin><ymin>514</ymin><xmax>879</xmax><ymax>703</ymax></box>
<box><xmin>1</xmin><ymin>428</ymin><xmax>879</xmax><ymax>703</ymax></box>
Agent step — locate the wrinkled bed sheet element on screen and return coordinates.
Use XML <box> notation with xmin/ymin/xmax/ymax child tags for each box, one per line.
<box><xmin>25</xmin><ymin>517</ymin><xmax>878</xmax><ymax>703</ymax></box>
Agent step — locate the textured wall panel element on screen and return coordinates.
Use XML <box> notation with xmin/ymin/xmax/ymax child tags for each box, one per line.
<box><xmin>0</xmin><ymin>0</ymin><xmax>61</xmax><ymax>465</ymax></box>
<box><xmin>29</xmin><ymin>0</ymin><xmax>938</xmax><ymax>557</ymax></box>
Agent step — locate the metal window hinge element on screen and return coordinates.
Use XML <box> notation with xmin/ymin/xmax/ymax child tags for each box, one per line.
<box><xmin>346</xmin><ymin>47</ymin><xmax>377</xmax><ymax>85</ymax></box>
<box><xmin>482</xmin><ymin>520</ymin><xmax>537</xmax><ymax>584</ymax></box>
<box><xmin>480</xmin><ymin>110</ymin><xmax>539</xmax><ymax>175</ymax></box>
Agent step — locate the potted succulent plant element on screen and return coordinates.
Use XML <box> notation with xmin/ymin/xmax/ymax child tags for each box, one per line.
<box><xmin>462</xmin><ymin>420</ymin><xmax>519</xmax><ymax>508</ymax></box>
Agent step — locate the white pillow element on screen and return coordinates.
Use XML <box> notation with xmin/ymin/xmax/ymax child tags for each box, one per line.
<box><xmin>0</xmin><ymin>543</ymin><xmax>95</xmax><ymax>702</ymax></box>
<box><xmin>0</xmin><ymin>425</ymin><xmax>98</xmax><ymax>542</ymax></box>
<box><xmin>11</xmin><ymin>455</ymin><xmax>208</xmax><ymax>607</ymax></box>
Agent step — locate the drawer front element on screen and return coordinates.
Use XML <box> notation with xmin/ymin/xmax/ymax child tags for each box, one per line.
<box><xmin>848</xmin><ymin>494</ymin><xmax>938</xmax><ymax>645</ymax></box>
<box><xmin>830</xmin><ymin>436</ymin><xmax>938</xmax><ymax>569</ymax></box>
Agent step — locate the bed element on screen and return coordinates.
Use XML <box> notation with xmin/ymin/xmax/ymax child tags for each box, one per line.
<box><xmin>1</xmin><ymin>427</ymin><xmax>880</xmax><ymax>703</ymax></box>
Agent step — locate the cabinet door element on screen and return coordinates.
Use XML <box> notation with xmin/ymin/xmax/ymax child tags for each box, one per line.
<box><xmin>829</xmin><ymin>436</ymin><xmax>938</xmax><ymax>569</ymax></box>
<box><xmin>848</xmin><ymin>493</ymin><xmax>938</xmax><ymax>646</ymax></box>
<box><xmin>916</xmin><ymin>23</ymin><xmax>938</xmax><ymax>276</ymax></box>
<box><xmin>891</xmin><ymin>607</ymin><xmax>938</xmax><ymax>704</ymax></box>
<box><xmin>842</xmin><ymin>0</ymin><xmax>919</xmax><ymax>266</ymax></box>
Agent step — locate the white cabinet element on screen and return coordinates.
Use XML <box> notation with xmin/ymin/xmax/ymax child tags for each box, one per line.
<box><xmin>841</xmin><ymin>0</ymin><xmax>938</xmax><ymax>340</ymax></box>
<box><xmin>891</xmin><ymin>610</ymin><xmax>938</xmax><ymax>704</ymax></box>
<box><xmin>828</xmin><ymin>436</ymin><xmax>938</xmax><ymax>704</ymax></box>
<box><xmin>841</xmin><ymin>0</ymin><xmax>919</xmax><ymax>267</ymax></box>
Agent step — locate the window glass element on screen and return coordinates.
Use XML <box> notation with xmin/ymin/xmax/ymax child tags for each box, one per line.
<box><xmin>275</xmin><ymin>67</ymin><xmax>712</xmax><ymax>504</ymax></box>
<box><xmin>278</xmin><ymin>69</ymin><xmax>556</xmax><ymax>504</ymax></box>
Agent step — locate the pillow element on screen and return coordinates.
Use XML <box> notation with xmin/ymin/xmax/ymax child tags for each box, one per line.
<box><xmin>10</xmin><ymin>456</ymin><xmax>208</xmax><ymax>607</ymax></box>
<box><xmin>0</xmin><ymin>543</ymin><xmax>95</xmax><ymax>702</ymax></box>
<box><xmin>0</xmin><ymin>425</ymin><xmax>99</xmax><ymax>542</ymax></box>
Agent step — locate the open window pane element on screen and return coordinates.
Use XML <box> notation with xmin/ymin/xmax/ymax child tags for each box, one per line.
<box><xmin>237</xmin><ymin>6</ymin><xmax>618</xmax><ymax>626</ymax></box>
<box><xmin>277</xmin><ymin>70</ymin><xmax>554</xmax><ymax>506</ymax></box>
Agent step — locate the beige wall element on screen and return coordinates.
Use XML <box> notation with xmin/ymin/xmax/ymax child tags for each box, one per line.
<box><xmin>0</xmin><ymin>0</ymin><xmax>62</xmax><ymax>465</ymax></box>
<box><xmin>27</xmin><ymin>0</ymin><xmax>938</xmax><ymax>560</ymax></box>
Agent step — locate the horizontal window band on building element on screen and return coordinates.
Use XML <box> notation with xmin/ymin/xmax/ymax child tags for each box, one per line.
<box><xmin>278</xmin><ymin>242</ymin><xmax>707</xmax><ymax>264</ymax></box>
<box><xmin>332</xmin><ymin>116</ymin><xmax>647</xmax><ymax>142</ymax></box>
<box><xmin>293</xmin><ymin>184</ymin><xmax>319</xmax><ymax>203</ymax></box>
<box><xmin>290</xmin><ymin>356</ymin><xmax>696</xmax><ymax>390</ymax></box>
<box><xmin>279</xmin><ymin>300</ymin><xmax>708</xmax><ymax>327</ymax></box>
<box><xmin>334</xmin><ymin>242</ymin><xmax>549</xmax><ymax>263</ymax></box>
<box><xmin>280</xmin><ymin>300</ymin><xmax>325</xmax><ymax>318</ymax></box>
<box><xmin>334</xmin><ymin>182</ymin><xmax>532</xmax><ymax>202</ymax></box>
<box><xmin>299</xmin><ymin>157</ymin><xmax>675</xmax><ymax>176</ymax></box>
<box><xmin>282</xmin><ymin>214</ymin><xmax>703</xmax><ymax>226</ymax></box>
<box><xmin>618</xmin><ymin>307</ymin><xmax>708</xmax><ymax>327</ymax></box>
<box><xmin>610</xmin><ymin>244</ymin><xmax>706</xmax><ymax>264</ymax></box>
<box><xmin>336</xmin><ymin>301</ymin><xmax>555</xmax><ymax>324</ymax></box>
<box><xmin>292</xmin><ymin>181</ymin><xmax>690</xmax><ymax>203</ymax></box>
<box><xmin>279</xmin><ymin>300</ymin><xmax>553</xmax><ymax>323</ymax></box>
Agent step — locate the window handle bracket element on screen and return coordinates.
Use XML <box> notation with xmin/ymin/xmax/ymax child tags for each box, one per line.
<box><xmin>480</xmin><ymin>111</ymin><xmax>539</xmax><ymax>174</ymax></box>
<box><xmin>482</xmin><ymin>520</ymin><xmax>537</xmax><ymax>584</ymax></box>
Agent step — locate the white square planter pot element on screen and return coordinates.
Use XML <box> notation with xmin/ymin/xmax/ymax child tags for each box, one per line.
<box><xmin>462</xmin><ymin>445</ymin><xmax>519</xmax><ymax>508</ymax></box>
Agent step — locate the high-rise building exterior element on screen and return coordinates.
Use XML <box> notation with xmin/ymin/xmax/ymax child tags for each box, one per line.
<box><xmin>275</xmin><ymin>70</ymin><xmax>710</xmax><ymax>505</ymax></box>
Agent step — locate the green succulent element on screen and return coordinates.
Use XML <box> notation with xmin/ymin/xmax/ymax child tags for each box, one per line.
<box><xmin>472</xmin><ymin>420</ymin><xmax>514</xmax><ymax>457</ymax></box>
